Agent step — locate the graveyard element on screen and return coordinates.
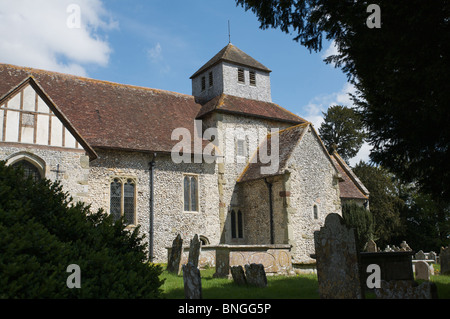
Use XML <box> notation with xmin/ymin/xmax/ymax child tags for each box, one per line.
<box><xmin>162</xmin><ymin>215</ymin><xmax>450</xmax><ymax>299</ymax></box>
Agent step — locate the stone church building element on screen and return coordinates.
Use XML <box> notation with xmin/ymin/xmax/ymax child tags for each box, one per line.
<box><xmin>0</xmin><ymin>44</ymin><xmax>368</xmax><ymax>269</ymax></box>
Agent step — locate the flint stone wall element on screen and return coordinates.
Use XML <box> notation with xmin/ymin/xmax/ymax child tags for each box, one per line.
<box><xmin>88</xmin><ymin>150</ymin><xmax>220</xmax><ymax>263</ymax></box>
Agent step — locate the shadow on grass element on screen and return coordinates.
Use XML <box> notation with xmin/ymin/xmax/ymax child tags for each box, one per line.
<box><xmin>161</xmin><ymin>269</ymin><xmax>320</xmax><ymax>299</ymax></box>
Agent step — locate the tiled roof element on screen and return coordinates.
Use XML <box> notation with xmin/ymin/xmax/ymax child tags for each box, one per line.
<box><xmin>238</xmin><ymin>124</ymin><xmax>308</xmax><ymax>183</ymax></box>
<box><xmin>197</xmin><ymin>94</ymin><xmax>306</xmax><ymax>124</ymax></box>
<box><xmin>330</xmin><ymin>153</ymin><xmax>369</xmax><ymax>200</ymax></box>
<box><xmin>190</xmin><ymin>44</ymin><xmax>271</xmax><ymax>79</ymax></box>
<box><xmin>0</xmin><ymin>63</ymin><xmax>304</xmax><ymax>155</ymax></box>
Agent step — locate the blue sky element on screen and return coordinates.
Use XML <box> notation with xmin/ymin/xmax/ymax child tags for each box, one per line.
<box><xmin>0</xmin><ymin>0</ymin><xmax>370</xmax><ymax>164</ymax></box>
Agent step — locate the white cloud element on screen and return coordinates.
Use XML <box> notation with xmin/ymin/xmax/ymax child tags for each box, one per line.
<box><xmin>302</xmin><ymin>82</ymin><xmax>372</xmax><ymax>164</ymax></box>
<box><xmin>0</xmin><ymin>0</ymin><xmax>117</xmax><ymax>76</ymax></box>
<box><xmin>322</xmin><ymin>40</ymin><xmax>339</xmax><ymax>60</ymax></box>
<box><xmin>147</xmin><ymin>43</ymin><xmax>163</xmax><ymax>62</ymax></box>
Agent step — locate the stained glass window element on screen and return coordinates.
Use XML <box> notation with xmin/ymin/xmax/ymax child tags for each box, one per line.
<box><xmin>124</xmin><ymin>180</ymin><xmax>135</xmax><ymax>225</ymax></box>
<box><xmin>12</xmin><ymin>160</ymin><xmax>42</xmax><ymax>182</ymax></box>
<box><xmin>110</xmin><ymin>179</ymin><xmax>122</xmax><ymax>222</ymax></box>
<box><xmin>183</xmin><ymin>175</ymin><xmax>198</xmax><ymax>212</ymax></box>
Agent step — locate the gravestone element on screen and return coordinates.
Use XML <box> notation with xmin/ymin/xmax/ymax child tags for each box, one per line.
<box><xmin>167</xmin><ymin>234</ymin><xmax>183</xmax><ymax>274</ymax></box>
<box><xmin>314</xmin><ymin>213</ymin><xmax>362</xmax><ymax>299</ymax></box>
<box><xmin>415</xmin><ymin>261</ymin><xmax>431</xmax><ymax>281</ymax></box>
<box><xmin>428</xmin><ymin>251</ymin><xmax>437</xmax><ymax>262</ymax></box>
<box><xmin>244</xmin><ymin>264</ymin><xmax>267</xmax><ymax>288</ymax></box>
<box><xmin>366</xmin><ymin>239</ymin><xmax>377</xmax><ymax>252</ymax></box>
<box><xmin>415</xmin><ymin>250</ymin><xmax>426</xmax><ymax>261</ymax></box>
<box><xmin>374</xmin><ymin>280</ymin><xmax>438</xmax><ymax>299</ymax></box>
<box><xmin>188</xmin><ymin>234</ymin><xmax>201</xmax><ymax>268</ymax></box>
<box><xmin>440</xmin><ymin>246</ymin><xmax>450</xmax><ymax>275</ymax></box>
<box><xmin>231</xmin><ymin>265</ymin><xmax>247</xmax><ymax>286</ymax></box>
<box><xmin>182</xmin><ymin>262</ymin><xmax>202</xmax><ymax>299</ymax></box>
<box><xmin>400</xmin><ymin>241</ymin><xmax>412</xmax><ymax>251</ymax></box>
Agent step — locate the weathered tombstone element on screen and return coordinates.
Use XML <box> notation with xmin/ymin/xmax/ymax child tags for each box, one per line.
<box><xmin>167</xmin><ymin>234</ymin><xmax>183</xmax><ymax>274</ymax></box>
<box><xmin>314</xmin><ymin>213</ymin><xmax>362</xmax><ymax>299</ymax></box>
<box><xmin>415</xmin><ymin>250</ymin><xmax>426</xmax><ymax>261</ymax></box>
<box><xmin>374</xmin><ymin>280</ymin><xmax>438</xmax><ymax>299</ymax></box>
<box><xmin>244</xmin><ymin>264</ymin><xmax>267</xmax><ymax>288</ymax></box>
<box><xmin>440</xmin><ymin>246</ymin><xmax>450</xmax><ymax>275</ymax></box>
<box><xmin>366</xmin><ymin>239</ymin><xmax>377</xmax><ymax>252</ymax></box>
<box><xmin>230</xmin><ymin>265</ymin><xmax>247</xmax><ymax>286</ymax></box>
<box><xmin>188</xmin><ymin>234</ymin><xmax>201</xmax><ymax>268</ymax></box>
<box><xmin>415</xmin><ymin>261</ymin><xmax>431</xmax><ymax>281</ymax></box>
<box><xmin>428</xmin><ymin>251</ymin><xmax>437</xmax><ymax>262</ymax></box>
<box><xmin>400</xmin><ymin>241</ymin><xmax>412</xmax><ymax>251</ymax></box>
<box><xmin>182</xmin><ymin>262</ymin><xmax>202</xmax><ymax>299</ymax></box>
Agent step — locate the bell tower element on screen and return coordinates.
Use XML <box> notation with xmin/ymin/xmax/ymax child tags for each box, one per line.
<box><xmin>190</xmin><ymin>44</ymin><xmax>272</xmax><ymax>103</ymax></box>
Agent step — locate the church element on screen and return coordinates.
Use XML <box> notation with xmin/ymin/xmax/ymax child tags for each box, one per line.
<box><xmin>0</xmin><ymin>43</ymin><xmax>369</xmax><ymax>269</ymax></box>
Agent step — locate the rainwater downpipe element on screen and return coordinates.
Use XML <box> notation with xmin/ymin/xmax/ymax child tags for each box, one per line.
<box><xmin>148</xmin><ymin>153</ymin><xmax>157</xmax><ymax>262</ymax></box>
<box><xmin>264</xmin><ymin>178</ymin><xmax>275</xmax><ymax>245</ymax></box>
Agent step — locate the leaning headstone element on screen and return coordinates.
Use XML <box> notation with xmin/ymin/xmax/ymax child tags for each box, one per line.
<box><xmin>167</xmin><ymin>234</ymin><xmax>183</xmax><ymax>274</ymax></box>
<box><xmin>231</xmin><ymin>265</ymin><xmax>247</xmax><ymax>286</ymax></box>
<box><xmin>415</xmin><ymin>261</ymin><xmax>431</xmax><ymax>281</ymax></box>
<box><xmin>182</xmin><ymin>262</ymin><xmax>202</xmax><ymax>299</ymax></box>
<box><xmin>314</xmin><ymin>213</ymin><xmax>362</xmax><ymax>299</ymax></box>
<box><xmin>244</xmin><ymin>264</ymin><xmax>267</xmax><ymax>288</ymax></box>
<box><xmin>415</xmin><ymin>250</ymin><xmax>426</xmax><ymax>261</ymax></box>
<box><xmin>374</xmin><ymin>280</ymin><xmax>438</xmax><ymax>299</ymax></box>
<box><xmin>188</xmin><ymin>234</ymin><xmax>201</xmax><ymax>268</ymax></box>
<box><xmin>366</xmin><ymin>239</ymin><xmax>377</xmax><ymax>252</ymax></box>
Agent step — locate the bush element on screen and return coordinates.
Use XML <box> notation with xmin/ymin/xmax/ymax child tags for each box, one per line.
<box><xmin>342</xmin><ymin>201</ymin><xmax>374</xmax><ymax>252</ymax></box>
<box><xmin>0</xmin><ymin>161</ymin><xmax>163</xmax><ymax>299</ymax></box>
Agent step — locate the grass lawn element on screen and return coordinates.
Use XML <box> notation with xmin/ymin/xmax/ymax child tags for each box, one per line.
<box><xmin>159</xmin><ymin>264</ymin><xmax>450</xmax><ymax>299</ymax></box>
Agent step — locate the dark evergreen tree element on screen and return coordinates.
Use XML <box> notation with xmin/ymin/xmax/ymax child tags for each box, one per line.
<box><xmin>235</xmin><ymin>0</ymin><xmax>450</xmax><ymax>203</ymax></box>
<box><xmin>0</xmin><ymin>161</ymin><xmax>164</xmax><ymax>299</ymax></box>
<box><xmin>318</xmin><ymin>105</ymin><xmax>366</xmax><ymax>162</ymax></box>
<box><xmin>342</xmin><ymin>201</ymin><xmax>374</xmax><ymax>252</ymax></box>
<box><xmin>352</xmin><ymin>161</ymin><xmax>404</xmax><ymax>248</ymax></box>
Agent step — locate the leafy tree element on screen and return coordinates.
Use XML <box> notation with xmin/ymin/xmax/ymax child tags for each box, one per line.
<box><xmin>0</xmin><ymin>161</ymin><xmax>164</xmax><ymax>299</ymax></box>
<box><xmin>342</xmin><ymin>201</ymin><xmax>374</xmax><ymax>252</ymax></box>
<box><xmin>235</xmin><ymin>0</ymin><xmax>450</xmax><ymax>203</ymax></box>
<box><xmin>318</xmin><ymin>105</ymin><xmax>366</xmax><ymax>162</ymax></box>
<box><xmin>391</xmin><ymin>185</ymin><xmax>450</xmax><ymax>252</ymax></box>
<box><xmin>352</xmin><ymin>161</ymin><xmax>404</xmax><ymax>248</ymax></box>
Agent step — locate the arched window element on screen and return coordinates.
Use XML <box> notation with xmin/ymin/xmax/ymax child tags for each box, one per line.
<box><xmin>183</xmin><ymin>175</ymin><xmax>198</xmax><ymax>212</ymax></box>
<box><xmin>231</xmin><ymin>209</ymin><xmax>244</xmax><ymax>239</ymax></box>
<box><xmin>110</xmin><ymin>177</ymin><xmax>137</xmax><ymax>225</ymax></box>
<box><xmin>12</xmin><ymin>160</ymin><xmax>42</xmax><ymax>182</ymax></box>
<box><xmin>313</xmin><ymin>205</ymin><xmax>319</xmax><ymax>220</ymax></box>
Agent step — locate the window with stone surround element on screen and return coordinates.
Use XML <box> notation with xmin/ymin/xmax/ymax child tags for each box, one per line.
<box><xmin>110</xmin><ymin>177</ymin><xmax>137</xmax><ymax>225</ymax></box>
<box><xmin>313</xmin><ymin>205</ymin><xmax>319</xmax><ymax>220</ymax></box>
<box><xmin>12</xmin><ymin>159</ymin><xmax>42</xmax><ymax>182</ymax></box>
<box><xmin>183</xmin><ymin>175</ymin><xmax>198</xmax><ymax>212</ymax></box>
<box><xmin>231</xmin><ymin>209</ymin><xmax>244</xmax><ymax>239</ymax></box>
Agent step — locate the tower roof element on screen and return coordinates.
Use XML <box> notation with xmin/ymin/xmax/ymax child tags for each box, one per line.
<box><xmin>190</xmin><ymin>43</ymin><xmax>272</xmax><ymax>79</ymax></box>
